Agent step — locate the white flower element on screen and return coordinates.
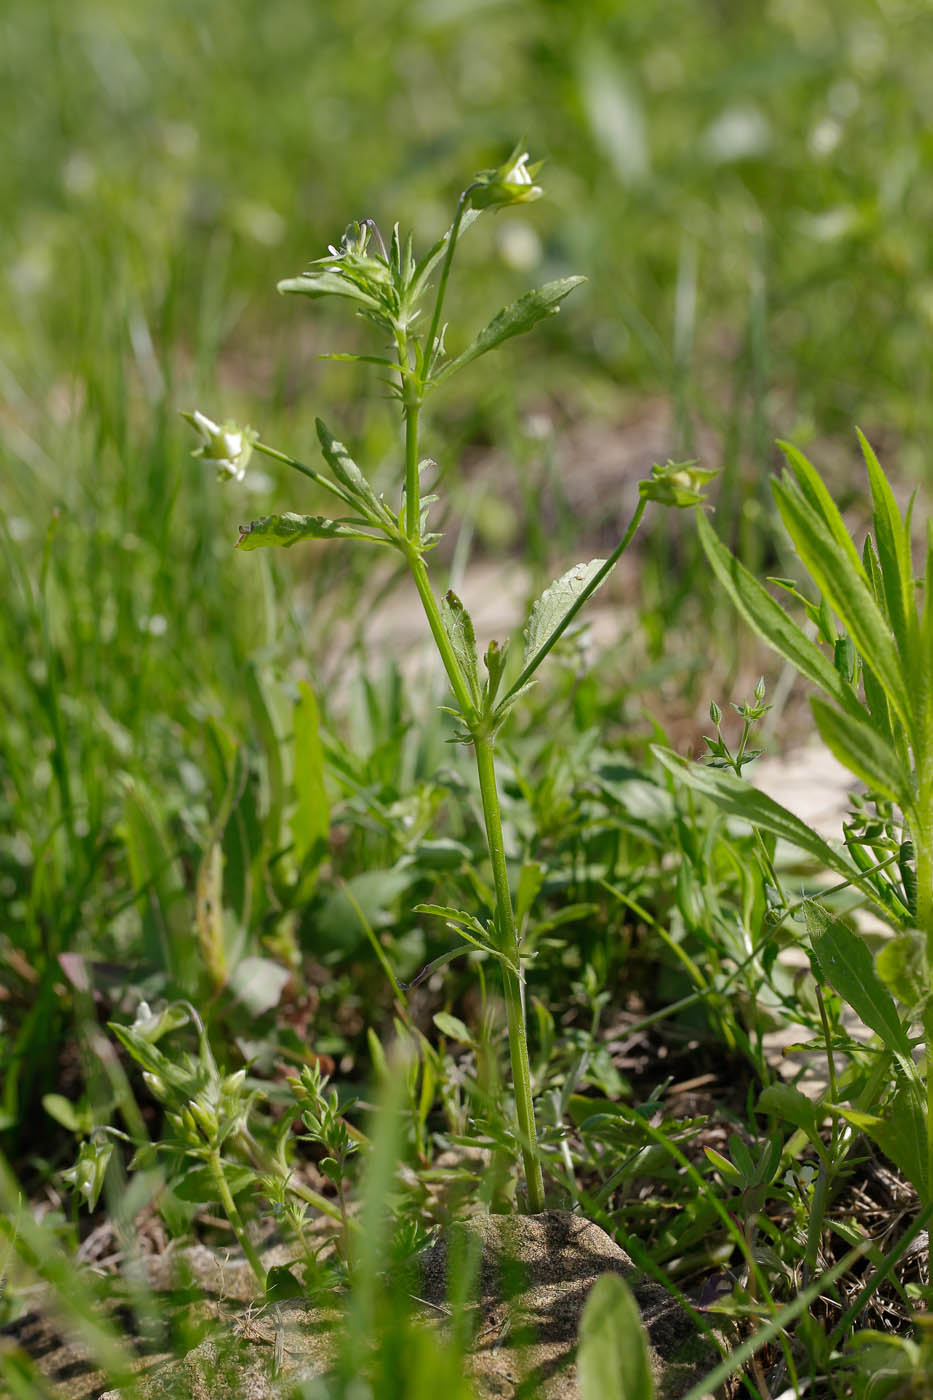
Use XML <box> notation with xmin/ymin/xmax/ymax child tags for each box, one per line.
<box><xmin>182</xmin><ymin>410</ymin><xmax>257</xmax><ymax>482</ymax></box>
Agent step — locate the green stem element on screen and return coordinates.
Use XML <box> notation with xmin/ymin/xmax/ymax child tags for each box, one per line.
<box><xmin>473</xmin><ymin>733</ymin><xmax>545</xmax><ymax>1212</ymax></box>
<box><xmin>500</xmin><ymin>496</ymin><xmax>649</xmax><ymax>705</ymax></box>
<box><xmin>255</xmin><ymin>440</ymin><xmax>358</xmax><ymax>510</ymax></box>
<box><xmin>405</xmin><ymin>545</ymin><xmax>478</xmax><ymax>721</ymax></box>
<box><xmin>403</xmin><ymin>391</ymin><xmax>422</xmax><ymax>541</ymax></box>
<box><xmin>423</xmin><ymin>187</ymin><xmax>476</xmax><ymax>382</ymax></box>
<box><xmin>208</xmin><ymin>1148</ymin><xmax>266</xmax><ymax>1288</ymax></box>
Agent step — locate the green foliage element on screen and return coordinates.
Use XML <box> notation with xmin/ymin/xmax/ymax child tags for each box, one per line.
<box><xmin>578</xmin><ymin>1274</ymin><xmax>656</xmax><ymax>1400</ymax></box>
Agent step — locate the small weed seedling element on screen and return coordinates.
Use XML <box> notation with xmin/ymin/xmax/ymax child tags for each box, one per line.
<box><xmin>185</xmin><ymin>149</ymin><xmax>714</xmax><ymax>1211</ymax></box>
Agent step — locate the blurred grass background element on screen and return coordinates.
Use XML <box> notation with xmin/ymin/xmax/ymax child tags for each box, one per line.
<box><xmin>3</xmin><ymin>0</ymin><xmax>933</xmax><ymax>1161</ymax></box>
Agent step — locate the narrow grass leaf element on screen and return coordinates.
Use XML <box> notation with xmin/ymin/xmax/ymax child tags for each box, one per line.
<box><xmin>857</xmin><ymin>428</ymin><xmax>915</xmax><ymax>667</ymax></box>
<box><xmin>652</xmin><ymin>747</ymin><xmax>879</xmax><ymax>899</ymax></box>
<box><xmin>696</xmin><ymin>511</ymin><xmax>857</xmax><ymax>715</ymax></box>
<box><xmin>433</xmin><ymin>277</ymin><xmax>586</xmax><ymax>385</ymax></box>
<box><xmin>777</xmin><ymin>440</ymin><xmax>865</xmax><ymax>573</ymax></box>
<box><xmin>578</xmin><ymin>1273</ymin><xmax>655</xmax><ymax>1400</ymax></box>
<box><xmin>771</xmin><ymin>473</ymin><xmax>908</xmax><ymax>726</ymax></box>
<box><xmin>291</xmin><ymin>680</ymin><xmax>329</xmax><ymax>894</ymax></box>
<box><xmin>809</xmin><ymin>696</ymin><xmax>911</xmax><ymax>808</ymax></box>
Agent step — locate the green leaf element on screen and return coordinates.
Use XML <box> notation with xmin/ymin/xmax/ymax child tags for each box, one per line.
<box><xmin>651</xmin><ymin>747</ymin><xmax>885</xmax><ymax>905</ymax></box>
<box><xmin>835</xmin><ymin>1075</ymin><xmax>928</xmax><ymax>1202</ymax></box>
<box><xmin>291</xmin><ymin>680</ymin><xmax>329</xmax><ymax>896</ymax></box>
<box><xmin>857</xmin><ymin>428</ymin><xmax>915</xmax><ymax>668</ymax></box>
<box><xmin>409</xmin><ymin>207</ymin><xmax>483</xmax><ymax>302</ymax></box>
<box><xmin>808</xmin><ymin>917</ymin><xmax>913</xmax><ymax>1059</ymax></box>
<box><xmin>42</xmin><ymin>1093</ymin><xmax>84</xmax><ymax>1134</ymax></box>
<box><xmin>236</xmin><ymin>512</ymin><xmax>381</xmax><ymax>550</ymax></box>
<box><xmin>265</xmin><ymin>1265</ymin><xmax>305</xmax><ymax>1302</ymax></box>
<box><xmin>777</xmin><ymin>440</ymin><xmax>865</xmax><ymax>575</ymax></box>
<box><xmin>809</xmin><ymin>696</ymin><xmax>911</xmax><ymax>808</ymax></box>
<box><xmin>432</xmin><ymin>277</ymin><xmax>586</xmax><ymax>386</ymax></box>
<box><xmin>523</xmin><ymin>559</ymin><xmax>607</xmax><ymax>671</ymax></box>
<box><xmin>432</xmin><ymin>1011</ymin><xmax>476</xmax><ymax>1046</ymax></box>
<box><xmin>277</xmin><ymin>269</ymin><xmax>384</xmax><ymax>312</ymax></box>
<box><xmin>315</xmin><ymin>418</ymin><xmax>389</xmax><ymax>520</ymax></box>
<box><xmin>483</xmin><ymin>638</ymin><xmax>510</xmax><ymax>708</ymax></box>
<box><xmin>772</xmin><ymin>466</ymin><xmax>908</xmax><ymax>726</ymax></box>
<box><xmin>173</xmin><ymin>1162</ymin><xmax>258</xmax><ymax>1204</ymax></box>
<box><xmin>578</xmin><ymin>1273</ymin><xmax>656</xmax><ymax>1400</ymax></box>
<box><xmin>876</xmin><ymin>931</ymin><xmax>927</xmax><ymax>1011</ymax></box>
<box><xmin>696</xmin><ymin>511</ymin><xmax>859</xmax><ymax>716</ymax></box>
<box><xmin>757</xmin><ymin>1084</ymin><xmax>822</xmax><ymax>1146</ymax></box>
<box><xmin>440</xmin><ymin>590</ymin><xmax>481</xmax><ymax>706</ymax></box>
<box><xmin>228</xmin><ymin>955</ymin><xmax>290</xmax><ymax>1017</ymax></box>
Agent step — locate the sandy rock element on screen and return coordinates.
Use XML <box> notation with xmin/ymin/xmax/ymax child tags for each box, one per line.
<box><xmin>418</xmin><ymin>1210</ymin><xmax>722</xmax><ymax>1399</ymax></box>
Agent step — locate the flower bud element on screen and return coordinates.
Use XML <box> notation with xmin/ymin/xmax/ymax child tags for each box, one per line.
<box><xmin>182</xmin><ymin>410</ymin><xmax>257</xmax><ymax>483</ymax></box>
<box><xmin>638</xmin><ymin>460</ymin><xmax>719</xmax><ymax>509</ymax></box>
<box><xmin>470</xmin><ymin>147</ymin><xmax>544</xmax><ymax>211</ymax></box>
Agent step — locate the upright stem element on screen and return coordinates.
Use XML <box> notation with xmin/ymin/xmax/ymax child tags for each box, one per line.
<box><xmin>423</xmin><ymin>187</ymin><xmax>475</xmax><ymax>381</ymax></box>
<box><xmin>404</xmin><ymin>391</ymin><xmax>422</xmax><ymax>541</ymax></box>
<box><xmin>473</xmin><ymin>733</ymin><xmax>545</xmax><ymax>1212</ymax></box>
<box><xmin>208</xmin><ymin>1148</ymin><xmax>266</xmax><ymax>1287</ymax></box>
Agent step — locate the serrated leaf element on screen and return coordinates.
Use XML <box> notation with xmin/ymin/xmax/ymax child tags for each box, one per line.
<box><xmin>578</xmin><ymin>1273</ymin><xmax>655</xmax><ymax>1400</ymax></box>
<box><xmin>432</xmin><ymin>277</ymin><xmax>586</xmax><ymax>386</ymax></box>
<box><xmin>523</xmin><ymin>559</ymin><xmax>607</xmax><ymax>670</ymax></box>
<box><xmin>440</xmin><ymin>590</ymin><xmax>481</xmax><ymax>705</ymax></box>
<box><xmin>236</xmin><ymin>512</ymin><xmax>381</xmax><ymax>550</ymax></box>
<box><xmin>809</xmin><ymin>696</ymin><xmax>911</xmax><ymax>808</ymax></box>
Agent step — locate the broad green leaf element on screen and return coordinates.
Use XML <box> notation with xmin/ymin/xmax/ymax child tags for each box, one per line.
<box><xmin>315</xmin><ymin>418</ymin><xmax>389</xmax><ymax>519</ymax></box>
<box><xmin>229</xmin><ymin>954</ymin><xmax>290</xmax><ymax>1017</ymax></box>
<box><xmin>236</xmin><ymin>511</ymin><xmax>381</xmax><ymax>550</ymax></box>
<box><xmin>578</xmin><ymin>1273</ymin><xmax>656</xmax><ymax>1400</ymax></box>
<box><xmin>696</xmin><ymin>512</ymin><xmax>858</xmax><ymax>716</ymax></box>
<box><xmin>433</xmin><ymin>1011</ymin><xmax>476</xmax><ymax>1046</ymax></box>
<box><xmin>876</xmin><ymin>931</ymin><xmax>927</xmax><ymax>1011</ymax></box>
<box><xmin>651</xmin><ymin>747</ymin><xmax>882</xmax><ymax>901</ymax></box>
<box><xmin>858</xmin><ymin>428</ymin><xmax>915</xmax><ymax>668</ymax></box>
<box><xmin>757</xmin><ymin>1084</ymin><xmax>822</xmax><ymax>1145</ymax></box>
<box><xmin>523</xmin><ymin>559</ymin><xmax>607</xmax><ymax>671</ymax></box>
<box><xmin>771</xmin><ymin>471</ymin><xmax>908</xmax><ymax>727</ymax></box>
<box><xmin>809</xmin><ymin>696</ymin><xmax>911</xmax><ymax>808</ymax></box>
<box><xmin>277</xmin><ymin>269</ymin><xmax>383</xmax><ymax>311</ymax></box>
<box><xmin>835</xmin><ymin>1074</ymin><xmax>928</xmax><ymax>1202</ymax></box>
<box><xmin>174</xmin><ymin>1162</ymin><xmax>258</xmax><ymax>1204</ymax></box>
<box><xmin>809</xmin><ymin>918</ymin><xmax>912</xmax><ymax>1059</ymax></box>
<box><xmin>440</xmin><ymin>590</ymin><xmax>481</xmax><ymax>705</ymax></box>
<box><xmin>291</xmin><ymin>680</ymin><xmax>329</xmax><ymax>895</ymax></box>
<box><xmin>432</xmin><ymin>277</ymin><xmax>586</xmax><ymax>385</ymax></box>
